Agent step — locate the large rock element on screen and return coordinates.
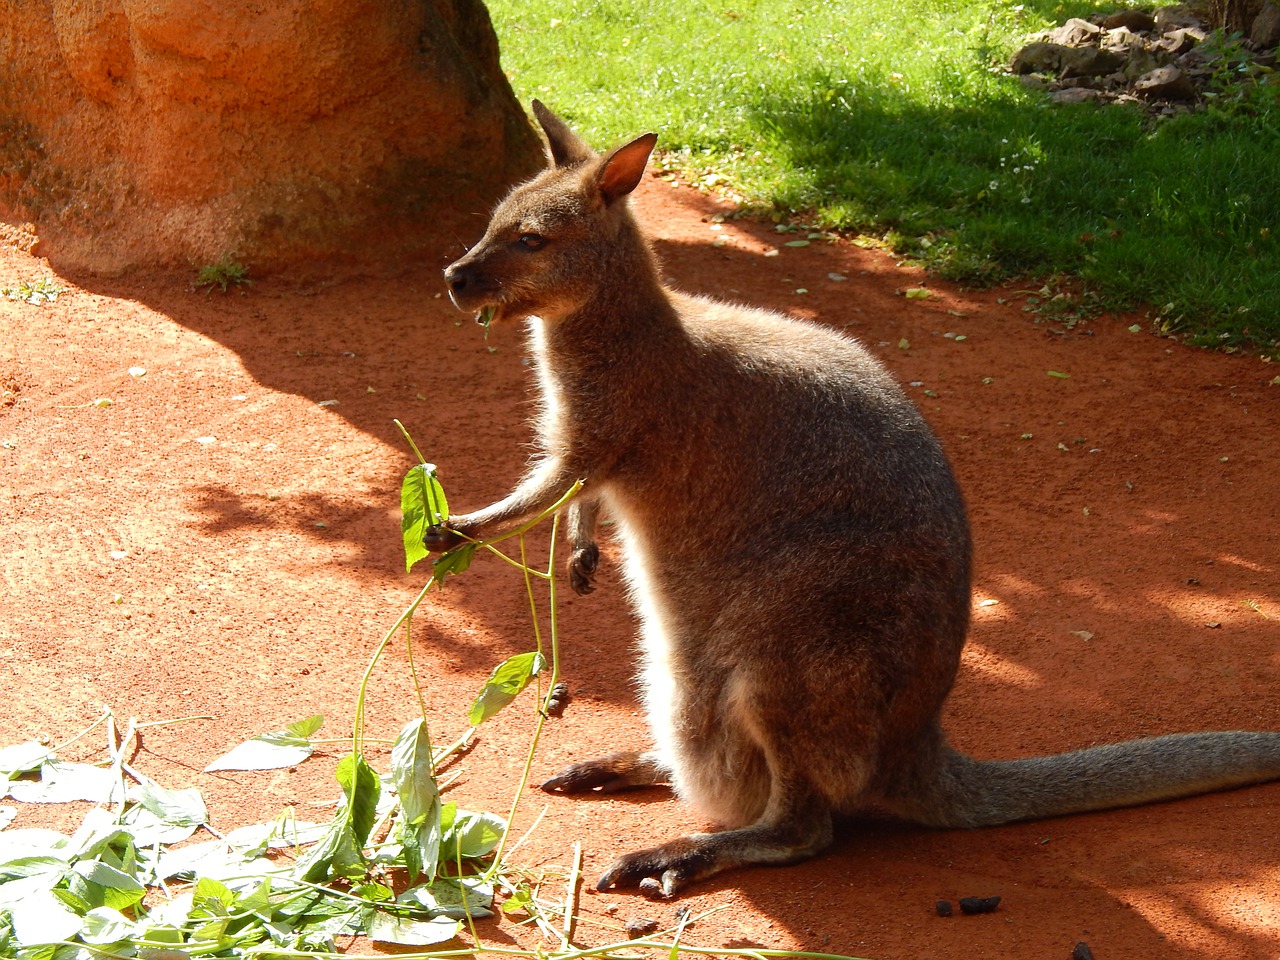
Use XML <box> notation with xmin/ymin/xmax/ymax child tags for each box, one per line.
<box><xmin>1133</xmin><ymin>64</ymin><xmax>1197</xmax><ymax>99</ymax></box>
<box><xmin>1010</xmin><ymin>41</ymin><xmax>1122</xmax><ymax>76</ymax></box>
<box><xmin>0</xmin><ymin>0</ymin><xmax>541</xmax><ymax>274</ymax></box>
<box><xmin>1253</xmin><ymin>1</ymin><xmax>1280</xmax><ymax>46</ymax></box>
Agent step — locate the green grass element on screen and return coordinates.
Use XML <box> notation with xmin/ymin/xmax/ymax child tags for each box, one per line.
<box><xmin>486</xmin><ymin>0</ymin><xmax>1280</xmax><ymax>348</ymax></box>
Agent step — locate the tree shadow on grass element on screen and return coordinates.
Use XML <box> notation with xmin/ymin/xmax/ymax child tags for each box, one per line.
<box><xmin>736</xmin><ymin>64</ymin><xmax>1280</xmax><ymax>338</ymax></box>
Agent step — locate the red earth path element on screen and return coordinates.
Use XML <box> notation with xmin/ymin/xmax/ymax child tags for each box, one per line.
<box><xmin>2</xmin><ymin>172</ymin><xmax>1278</xmax><ymax>959</ymax></box>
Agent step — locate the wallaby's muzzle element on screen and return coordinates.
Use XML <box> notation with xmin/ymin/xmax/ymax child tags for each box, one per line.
<box><xmin>442</xmin><ymin>258</ymin><xmax>496</xmax><ymax>314</ymax></box>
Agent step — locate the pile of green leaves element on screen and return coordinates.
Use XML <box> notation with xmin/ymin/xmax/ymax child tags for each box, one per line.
<box><xmin>0</xmin><ymin>711</ymin><xmax>508</xmax><ymax>958</ymax></box>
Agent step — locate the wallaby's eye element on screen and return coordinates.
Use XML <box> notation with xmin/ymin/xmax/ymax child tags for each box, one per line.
<box><xmin>518</xmin><ymin>233</ymin><xmax>547</xmax><ymax>251</ymax></box>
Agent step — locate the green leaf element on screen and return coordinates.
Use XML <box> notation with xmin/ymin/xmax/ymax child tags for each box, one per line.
<box><xmin>293</xmin><ymin>753</ymin><xmax>380</xmax><ymax>883</ymax></box>
<box><xmin>137</xmin><ymin>921</ymin><xmax>186</xmax><ymax>945</ymax></box>
<box><xmin>0</xmin><ymin>830</ymin><xmax>71</xmax><ymax>865</ymax></box>
<box><xmin>390</xmin><ymin>720</ymin><xmax>441</xmax><ymax>883</ymax></box>
<box><xmin>290</xmin><ymin>816</ymin><xmax>364</xmax><ymax>884</ymax></box>
<box><xmin>399</xmin><ymin>878</ymin><xmax>493</xmax><ymax>920</ymax></box>
<box><xmin>0</xmin><ymin>742</ymin><xmax>53</xmax><ymax>782</ymax></box>
<box><xmin>468</xmin><ymin>652</ymin><xmax>546</xmax><ymax>725</ymax></box>
<box><xmin>431</xmin><ymin>542</ymin><xmax>477</xmax><ymax>584</ymax></box>
<box><xmin>79</xmin><ymin>906</ymin><xmax>137</xmax><ymax>945</ymax></box>
<box><xmin>121</xmin><ymin>805</ymin><xmax>196</xmax><ymax>848</ymax></box>
<box><xmin>203</xmin><ymin>724</ymin><xmax>316</xmax><ymax>772</ymax></box>
<box><xmin>123</xmin><ymin>781</ymin><xmax>209</xmax><ymax>846</ymax></box>
<box><xmin>0</xmin><ymin>860</ymin><xmax>68</xmax><ymax>911</ymax></box>
<box><xmin>349</xmin><ymin>881</ymin><xmax>394</xmax><ymax>904</ymax></box>
<box><xmin>191</xmin><ymin>876</ymin><xmax>237</xmax><ymax>916</ymax></box>
<box><xmin>365</xmin><ymin>911</ymin><xmax>460</xmax><ymax>946</ymax></box>
<box><xmin>335</xmin><ymin>753</ymin><xmax>380</xmax><ymax>848</ymax></box>
<box><xmin>7</xmin><ymin>889</ymin><xmax>82</xmax><ymax>947</ymax></box>
<box><xmin>137</xmin><ymin>781</ymin><xmax>207</xmax><ymax>827</ymax></box>
<box><xmin>500</xmin><ymin>884</ymin><xmax>534</xmax><ymax>916</ymax></box>
<box><xmin>284</xmin><ymin>715</ymin><xmax>324</xmax><ymax>741</ymax></box>
<box><xmin>0</xmin><ymin>856</ymin><xmax>68</xmax><ymax>884</ymax></box>
<box><xmin>222</xmin><ymin>817</ymin><xmax>328</xmax><ymax>855</ymax></box>
<box><xmin>1047</xmin><ymin>370</ymin><xmax>1070</xmax><ymax>378</ymax></box>
<box><xmin>67</xmin><ymin>808</ymin><xmax>132</xmax><ymax>861</ymax></box>
<box><xmin>440</xmin><ymin>810</ymin><xmax>505</xmax><ymax>862</ymax></box>
<box><xmin>6</xmin><ymin>762</ymin><xmax>124</xmax><ymax>805</ymax></box>
<box><xmin>402</xmin><ymin>464</ymin><xmax>449</xmax><ymax>573</ymax></box>
<box><xmin>152</xmin><ymin>837</ymin><xmax>271</xmax><ymax>884</ymax></box>
<box><xmin>70</xmin><ymin>861</ymin><xmax>146</xmax><ymax>911</ymax></box>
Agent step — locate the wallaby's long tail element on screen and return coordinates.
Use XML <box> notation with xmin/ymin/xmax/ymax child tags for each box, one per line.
<box><xmin>899</xmin><ymin>732</ymin><xmax>1280</xmax><ymax>828</ymax></box>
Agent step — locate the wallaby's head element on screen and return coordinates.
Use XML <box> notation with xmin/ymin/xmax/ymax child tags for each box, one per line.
<box><xmin>444</xmin><ymin>101</ymin><xmax>658</xmax><ymax>325</ymax></box>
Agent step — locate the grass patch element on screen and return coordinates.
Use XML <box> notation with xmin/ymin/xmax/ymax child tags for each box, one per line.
<box><xmin>487</xmin><ymin>0</ymin><xmax>1280</xmax><ymax>347</ymax></box>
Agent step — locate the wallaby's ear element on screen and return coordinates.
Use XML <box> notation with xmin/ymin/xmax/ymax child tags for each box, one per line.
<box><xmin>531</xmin><ymin>99</ymin><xmax>596</xmax><ymax>168</ymax></box>
<box><xmin>596</xmin><ymin>132</ymin><xmax>658</xmax><ymax>206</ymax></box>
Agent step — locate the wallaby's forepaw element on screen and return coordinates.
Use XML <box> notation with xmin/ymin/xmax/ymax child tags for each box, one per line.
<box><xmin>568</xmin><ymin>542</ymin><xmax>600</xmax><ymax>595</ymax></box>
<box><xmin>596</xmin><ymin>836</ymin><xmax>715</xmax><ymax>898</ymax></box>
<box><xmin>423</xmin><ymin>522</ymin><xmax>465</xmax><ymax>551</ymax></box>
<box><xmin>540</xmin><ymin>750</ymin><xmax>665</xmax><ymax>794</ymax></box>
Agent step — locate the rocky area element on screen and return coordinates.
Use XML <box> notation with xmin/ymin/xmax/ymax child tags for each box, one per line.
<box><xmin>0</xmin><ymin>0</ymin><xmax>541</xmax><ymax>275</ymax></box>
<box><xmin>1010</xmin><ymin>2</ymin><xmax>1280</xmax><ymax>112</ymax></box>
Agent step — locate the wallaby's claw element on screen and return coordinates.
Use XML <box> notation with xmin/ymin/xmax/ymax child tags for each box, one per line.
<box><xmin>568</xmin><ymin>542</ymin><xmax>600</xmax><ymax>595</ymax></box>
<box><xmin>595</xmin><ymin>837</ymin><xmax>712</xmax><ymax>898</ymax></box>
<box><xmin>423</xmin><ymin>522</ymin><xmax>464</xmax><ymax>551</ymax></box>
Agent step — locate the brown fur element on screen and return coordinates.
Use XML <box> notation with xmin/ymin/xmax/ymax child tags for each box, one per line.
<box><xmin>436</xmin><ymin>101</ymin><xmax>1280</xmax><ymax>897</ymax></box>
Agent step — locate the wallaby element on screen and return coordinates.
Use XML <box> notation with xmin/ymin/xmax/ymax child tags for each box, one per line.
<box><xmin>434</xmin><ymin>101</ymin><xmax>1280</xmax><ymax>898</ymax></box>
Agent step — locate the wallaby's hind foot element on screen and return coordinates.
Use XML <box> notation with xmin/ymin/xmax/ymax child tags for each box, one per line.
<box><xmin>540</xmin><ymin>749</ymin><xmax>668</xmax><ymax>794</ymax></box>
<box><xmin>596</xmin><ymin>807</ymin><xmax>835</xmax><ymax>898</ymax></box>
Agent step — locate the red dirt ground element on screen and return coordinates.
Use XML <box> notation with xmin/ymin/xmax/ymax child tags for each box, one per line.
<box><xmin>2</xmin><ymin>173</ymin><xmax>1278</xmax><ymax>960</ymax></box>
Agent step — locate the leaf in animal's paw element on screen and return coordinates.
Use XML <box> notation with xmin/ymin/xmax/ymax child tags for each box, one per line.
<box><xmin>432</xmin><ymin>542</ymin><xmax>477</xmax><ymax>583</ymax></box>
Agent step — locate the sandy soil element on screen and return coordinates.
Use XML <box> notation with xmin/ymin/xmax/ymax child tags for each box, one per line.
<box><xmin>2</xmin><ymin>173</ymin><xmax>1278</xmax><ymax>960</ymax></box>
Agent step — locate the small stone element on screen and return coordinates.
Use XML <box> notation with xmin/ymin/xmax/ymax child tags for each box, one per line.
<box><xmin>958</xmin><ymin>895</ymin><xmax>1002</xmax><ymax>915</ymax></box>
<box><xmin>545</xmin><ymin>681</ymin><xmax>571</xmax><ymax>717</ymax></box>
<box><xmin>1101</xmin><ymin>25</ymin><xmax>1138</xmax><ymax>51</ymax></box>
<box><xmin>1049</xmin><ymin>18</ymin><xmax>1103</xmax><ymax>45</ymax></box>
<box><xmin>1011</xmin><ymin>41</ymin><xmax>1066</xmax><ymax>74</ymax></box>
<box><xmin>935</xmin><ymin>899</ymin><xmax>954</xmax><ymax>917</ymax></box>
<box><xmin>1072</xmin><ymin>942</ymin><xmax>1096</xmax><ymax>960</ymax></box>
<box><xmin>1050</xmin><ymin>87</ymin><xmax>1103</xmax><ymax>104</ymax></box>
<box><xmin>1103</xmin><ymin>9</ymin><xmax>1156</xmax><ymax>31</ymax></box>
<box><xmin>1157</xmin><ymin>28</ymin><xmax>1200</xmax><ymax>54</ymax></box>
<box><xmin>1060</xmin><ymin>46</ymin><xmax>1124</xmax><ymax>78</ymax></box>
<box><xmin>1133</xmin><ymin>64</ymin><xmax>1196</xmax><ymax>100</ymax></box>
<box><xmin>637</xmin><ymin>877</ymin><xmax>669</xmax><ymax>900</ymax></box>
<box><xmin>625</xmin><ymin>917</ymin><xmax>659</xmax><ymax>937</ymax></box>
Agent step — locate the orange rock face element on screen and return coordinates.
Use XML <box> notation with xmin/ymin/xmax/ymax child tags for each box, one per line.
<box><xmin>0</xmin><ymin>0</ymin><xmax>540</xmax><ymax>274</ymax></box>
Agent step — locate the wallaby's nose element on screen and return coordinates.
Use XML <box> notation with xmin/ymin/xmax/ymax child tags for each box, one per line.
<box><xmin>443</xmin><ymin>263</ymin><xmax>466</xmax><ymax>294</ymax></box>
